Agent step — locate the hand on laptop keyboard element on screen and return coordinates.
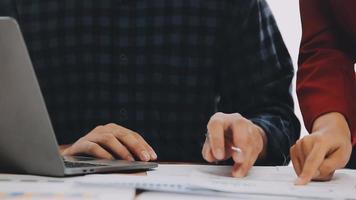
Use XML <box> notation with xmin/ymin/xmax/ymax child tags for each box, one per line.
<box><xmin>61</xmin><ymin>123</ymin><xmax>157</xmax><ymax>162</ymax></box>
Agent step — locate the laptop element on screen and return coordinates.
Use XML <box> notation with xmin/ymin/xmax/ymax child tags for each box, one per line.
<box><xmin>0</xmin><ymin>17</ymin><xmax>158</xmax><ymax>177</ymax></box>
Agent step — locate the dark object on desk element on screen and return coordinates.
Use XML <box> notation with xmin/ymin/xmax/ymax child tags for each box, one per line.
<box><xmin>0</xmin><ymin>18</ymin><xmax>157</xmax><ymax>177</ymax></box>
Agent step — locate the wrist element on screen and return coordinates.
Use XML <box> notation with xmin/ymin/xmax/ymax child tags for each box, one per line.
<box><xmin>312</xmin><ymin>112</ymin><xmax>351</xmax><ymax>139</ymax></box>
<box><xmin>255</xmin><ymin>125</ymin><xmax>268</xmax><ymax>159</ymax></box>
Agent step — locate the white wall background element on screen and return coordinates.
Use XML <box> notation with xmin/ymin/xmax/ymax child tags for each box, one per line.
<box><xmin>266</xmin><ymin>0</ymin><xmax>308</xmax><ymax>137</ymax></box>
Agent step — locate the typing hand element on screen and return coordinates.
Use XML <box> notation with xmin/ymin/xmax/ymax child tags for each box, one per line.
<box><xmin>291</xmin><ymin>112</ymin><xmax>352</xmax><ymax>185</ymax></box>
<box><xmin>202</xmin><ymin>113</ymin><xmax>267</xmax><ymax>178</ymax></box>
<box><xmin>61</xmin><ymin>123</ymin><xmax>157</xmax><ymax>162</ymax></box>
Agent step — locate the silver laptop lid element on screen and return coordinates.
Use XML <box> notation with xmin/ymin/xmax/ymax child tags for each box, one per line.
<box><xmin>0</xmin><ymin>17</ymin><xmax>65</xmax><ymax>176</ymax></box>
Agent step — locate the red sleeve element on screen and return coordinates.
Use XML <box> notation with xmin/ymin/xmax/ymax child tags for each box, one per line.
<box><xmin>297</xmin><ymin>0</ymin><xmax>356</xmax><ymax>141</ymax></box>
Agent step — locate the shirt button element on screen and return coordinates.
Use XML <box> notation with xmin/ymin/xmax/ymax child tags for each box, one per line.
<box><xmin>119</xmin><ymin>108</ymin><xmax>128</xmax><ymax>120</ymax></box>
<box><xmin>119</xmin><ymin>54</ymin><xmax>128</xmax><ymax>65</ymax></box>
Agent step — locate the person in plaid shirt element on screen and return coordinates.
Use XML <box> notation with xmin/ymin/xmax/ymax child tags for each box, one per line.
<box><xmin>0</xmin><ymin>0</ymin><xmax>300</xmax><ymax>177</ymax></box>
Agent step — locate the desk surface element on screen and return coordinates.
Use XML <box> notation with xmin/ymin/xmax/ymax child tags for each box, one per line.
<box><xmin>1</xmin><ymin>164</ymin><xmax>356</xmax><ymax>200</ymax></box>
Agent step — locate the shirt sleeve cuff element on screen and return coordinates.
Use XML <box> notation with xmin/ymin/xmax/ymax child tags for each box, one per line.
<box><xmin>250</xmin><ymin>117</ymin><xmax>292</xmax><ymax>166</ymax></box>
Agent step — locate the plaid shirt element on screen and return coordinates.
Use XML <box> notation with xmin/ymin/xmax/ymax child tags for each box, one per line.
<box><xmin>0</xmin><ymin>0</ymin><xmax>300</xmax><ymax>164</ymax></box>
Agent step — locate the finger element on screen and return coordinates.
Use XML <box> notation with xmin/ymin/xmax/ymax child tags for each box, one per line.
<box><xmin>114</xmin><ymin>132</ymin><xmax>151</xmax><ymax>161</ymax></box>
<box><xmin>295</xmin><ymin>140</ymin><xmax>306</xmax><ymax>170</ymax></box>
<box><xmin>231</xmin><ymin>122</ymin><xmax>261</xmax><ymax>178</ymax></box>
<box><xmin>105</xmin><ymin>124</ymin><xmax>152</xmax><ymax>161</ymax></box>
<box><xmin>290</xmin><ymin>145</ymin><xmax>302</xmax><ymax>176</ymax></box>
<box><xmin>231</xmin><ymin>146</ymin><xmax>244</xmax><ymax>164</ymax></box>
<box><xmin>122</xmin><ymin>126</ymin><xmax>156</xmax><ymax>156</ymax></box>
<box><xmin>232</xmin><ymin>162</ymin><xmax>243</xmax><ymax>177</ymax></box>
<box><xmin>230</xmin><ymin>120</ymin><xmax>249</xmax><ymax>164</ymax></box>
<box><xmin>207</xmin><ymin>116</ymin><xmax>226</xmax><ymax>160</ymax></box>
<box><xmin>325</xmin><ymin>145</ymin><xmax>351</xmax><ymax>169</ymax></box>
<box><xmin>230</xmin><ymin>124</ymin><xmax>255</xmax><ymax>177</ymax></box>
<box><xmin>202</xmin><ymin>140</ymin><xmax>217</xmax><ymax>162</ymax></box>
<box><xmin>313</xmin><ymin>173</ymin><xmax>333</xmax><ymax>182</ymax></box>
<box><xmin>94</xmin><ymin>134</ymin><xmax>135</xmax><ymax>161</ymax></box>
<box><xmin>65</xmin><ymin>141</ymin><xmax>114</xmax><ymax>160</ymax></box>
<box><xmin>120</xmin><ymin>133</ymin><xmax>151</xmax><ymax>161</ymax></box>
<box><xmin>134</xmin><ymin>134</ymin><xmax>157</xmax><ymax>160</ymax></box>
<box><xmin>203</xmin><ymin>140</ymin><xmax>233</xmax><ymax>162</ymax></box>
<box><xmin>295</xmin><ymin>144</ymin><xmax>326</xmax><ymax>185</ymax></box>
<box><xmin>224</xmin><ymin>142</ymin><xmax>234</xmax><ymax>160</ymax></box>
<box><xmin>314</xmin><ymin>147</ymin><xmax>349</xmax><ymax>181</ymax></box>
<box><xmin>313</xmin><ymin>160</ymin><xmax>335</xmax><ymax>182</ymax></box>
<box><xmin>232</xmin><ymin>148</ymin><xmax>257</xmax><ymax>178</ymax></box>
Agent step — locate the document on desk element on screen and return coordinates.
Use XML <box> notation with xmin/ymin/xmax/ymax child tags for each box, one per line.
<box><xmin>190</xmin><ymin>167</ymin><xmax>356</xmax><ymax>199</ymax></box>
<box><xmin>77</xmin><ymin>165</ymin><xmax>356</xmax><ymax>200</ymax></box>
<box><xmin>135</xmin><ymin>191</ymin><xmax>297</xmax><ymax>200</ymax></box>
<box><xmin>149</xmin><ymin>164</ymin><xmax>356</xmax><ymax>199</ymax></box>
<box><xmin>0</xmin><ymin>173</ymin><xmax>135</xmax><ymax>200</ymax></box>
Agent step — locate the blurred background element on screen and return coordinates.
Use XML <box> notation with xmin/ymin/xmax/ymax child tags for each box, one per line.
<box><xmin>266</xmin><ymin>0</ymin><xmax>308</xmax><ymax>137</ymax></box>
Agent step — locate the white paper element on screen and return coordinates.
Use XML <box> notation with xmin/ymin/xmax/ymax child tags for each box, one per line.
<box><xmin>147</xmin><ymin>164</ymin><xmax>232</xmax><ymax>177</ymax></box>
<box><xmin>190</xmin><ymin>167</ymin><xmax>356</xmax><ymax>199</ymax></box>
<box><xmin>136</xmin><ymin>192</ymin><xmax>233</xmax><ymax>200</ymax></box>
<box><xmin>78</xmin><ymin>165</ymin><xmax>356</xmax><ymax>199</ymax></box>
<box><xmin>135</xmin><ymin>191</ymin><xmax>319</xmax><ymax>200</ymax></box>
<box><xmin>79</xmin><ymin>173</ymin><xmax>193</xmax><ymax>193</ymax></box>
<box><xmin>0</xmin><ymin>174</ymin><xmax>135</xmax><ymax>200</ymax></box>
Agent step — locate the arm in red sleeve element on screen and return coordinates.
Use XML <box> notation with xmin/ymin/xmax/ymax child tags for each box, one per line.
<box><xmin>297</xmin><ymin>0</ymin><xmax>355</xmax><ymax>140</ymax></box>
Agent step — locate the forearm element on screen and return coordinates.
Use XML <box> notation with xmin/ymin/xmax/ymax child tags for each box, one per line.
<box><xmin>298</xmin><ymin>0</ymin><xmax>355</xmax><ymax>135</ymax></box>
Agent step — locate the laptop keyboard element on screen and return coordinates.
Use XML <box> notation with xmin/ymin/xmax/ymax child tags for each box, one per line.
<box><xmin>64</xmin><ymin>161</ymin><xmax>107</xmax><ymax>168</ymax></box>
